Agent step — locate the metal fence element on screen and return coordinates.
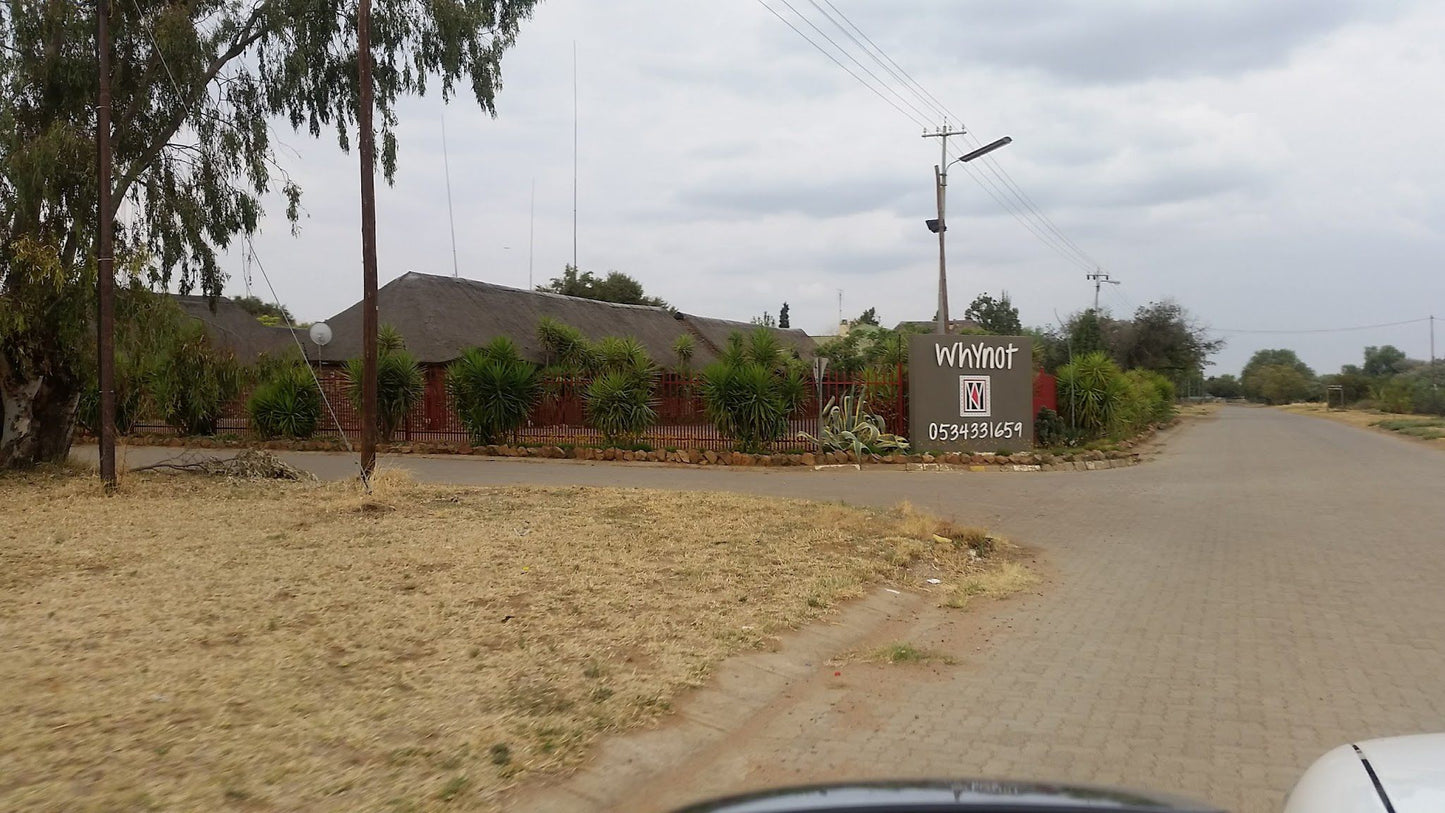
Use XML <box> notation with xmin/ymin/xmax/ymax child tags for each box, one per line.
<box><xmin>135</xmin><ymin>365</ymin><xmax>913</xmax><ymax>452</ymax></box>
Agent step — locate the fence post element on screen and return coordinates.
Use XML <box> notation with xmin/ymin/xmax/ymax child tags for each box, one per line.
<box><xmin>896</xmin><ymin>360</ymin><xmax>906</xmax><ymax>441</ymax></box>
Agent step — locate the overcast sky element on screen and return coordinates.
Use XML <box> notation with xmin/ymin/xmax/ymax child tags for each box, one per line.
<box><xmin>226</xmin><ymin>0</ymin><xmax>1445</xmax><ymax>376</ymax></box>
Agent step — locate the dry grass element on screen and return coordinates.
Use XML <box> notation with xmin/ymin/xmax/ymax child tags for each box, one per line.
<box><xmin>0</xmin><ymin>467</ymin><xmax>1019</xmax><ymax>811</ymax></box>
<box><xmin>1177</xmin><ymin>402</ymin><xmax>1222</xmax><ymax>418</ymax></box>
<box><xmin>1280</xmin><ymin>403</ymin><xmax>1445</xmax><ymax>448</ymax></box>
<box><xmin>943</xmin><ymin>562</ymin><xmax>1041</xmax><ymax>609</ymax></box>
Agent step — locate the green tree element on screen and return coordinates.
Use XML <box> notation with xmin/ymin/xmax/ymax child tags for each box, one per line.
<box><xmin>1</xmin><ymin>0</ymin><xmax>536</xmax><ymax>468</ymax></box>
<box><xmin>1204</xmin><ymin>374</ymin><xmax>1243</xmax><ymax>399</ymax></box>
<box><xmin>1363</xmin><ymin>345</ymin><xmax>1409</xmax><ymax>378</ymax></box>
<box><xmin>964</xmin><ymin>292</ymin><xmax>1022</xmax><ymax>335</ymax></box>
<box><xmin>750</xmin><ymin>311</ymin><xmax>776</xmax><ymax>327</ymax></box>
<box><xmin>855</xmin><ymin>307</ymin><xmax>880</xmax><ymax>326</ymax></box>
<box><xmin>537</xmin><ymin>265</ymin><xmax>669</xmax><ymax>307</ymax></box>
<box><xmin>778</xmin><ymin>302</ymin><xmax>790</xmax><ymax>329</ymax></box>
<box><xmin>1067</xmin><ymin>309</ymin><xmax>1110</xmax><ymax>358</ymax></box>
<box><xmin>1112</xmin><ymin>300</ymin><xmax>1223</xmax><ymax>383</ymax></box>
<box><xmin>1241</xmin><ymin>349</ymin><xmax>1318</xmax><ymax>404</ymax></box>
<box><xmin>231</xmin><ymin>295</ymin><xmax>295</xmax><ymax>327</ymax></box>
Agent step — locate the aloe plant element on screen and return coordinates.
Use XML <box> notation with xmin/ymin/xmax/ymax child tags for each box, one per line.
<box><xmin>798</xmin><ymin>394</ymin><xmax>909</xmax><ymax>458</ymax></box>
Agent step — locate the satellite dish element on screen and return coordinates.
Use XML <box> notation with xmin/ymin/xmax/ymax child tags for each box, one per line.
<box><xmin>309</xmin><ymin>322</ymin><xmax>333</xmax><ymax>347</ymax></box>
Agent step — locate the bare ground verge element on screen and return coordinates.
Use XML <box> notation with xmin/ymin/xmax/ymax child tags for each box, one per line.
<box><xmin>0</xmin><ymin>466</ymin><xmax>1022</xmax><ymax>812</ymax></box>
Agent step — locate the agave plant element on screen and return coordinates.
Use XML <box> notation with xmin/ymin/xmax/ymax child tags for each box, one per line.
<box><xmin>798</xmin><ymin>394</ymin><xmax>909</xmax><ymax>458</ymax></box>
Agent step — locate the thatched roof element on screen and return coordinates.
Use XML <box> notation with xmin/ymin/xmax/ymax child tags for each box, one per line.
<box><xmin>320</xmin><ymin>272</ymin><xmax>815</xmax><ymax>367</ymax></box>
<box><xmin>679</xmin><ymin>313</ymin><xmax>816</xmax><ymax>362</ymax></box>
<box><xmin>173</xmin><ymin>295</ymin><xmax>304</xmax><ymax>363</ymax></box>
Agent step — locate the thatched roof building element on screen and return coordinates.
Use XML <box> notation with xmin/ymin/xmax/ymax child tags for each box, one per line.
<box><xmin>321</xmin><ymin>272</ymin><xmax>814</xmax><ymax>368</ymax></box>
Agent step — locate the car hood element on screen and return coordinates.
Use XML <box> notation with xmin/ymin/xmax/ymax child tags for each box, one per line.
<box><xmin>1286</xmin><ymin>733</ymin><xmax>1445</xmax><ymax>813</ymax></box>
<box><xmin>1357</xmin><ymin>733</ymin><xmax>1445</xmax><ymax>813</ymax></box>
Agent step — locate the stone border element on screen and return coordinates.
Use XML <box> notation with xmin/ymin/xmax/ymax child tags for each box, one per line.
<box><xmin>103</xmin><ymin>429</ymin><xmax>1165</xmax><ymax>471</ymax></box>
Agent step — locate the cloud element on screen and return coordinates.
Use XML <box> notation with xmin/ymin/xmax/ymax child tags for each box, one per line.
<box><xmin>222</xmin><ymin>0</ymin><xmax>1445</xmax><ymax>379</ymax></box>
<box><xmin>851</xmin><ymin>0</ymin><xmax>1409</xmax><ymax>84</ymax></box>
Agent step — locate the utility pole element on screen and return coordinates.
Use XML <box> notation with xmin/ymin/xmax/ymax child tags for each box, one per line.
<box><xmin>922</xmin><ymin>128</ymin><xmax>1012</xmax><ymax>335</ymax></box>
<box><xmin>357</xmin><ymin>0</ymin><xmax>379</xmax><ymax>478</ymax></box>
<box><xmin>96</xmin><ymin>0</ymin><xmax>116</xmax><ymax>489</ymax></box>
<box><xmin>1086</xmin><ymin>268</ymin><xmax>1119</xmax><ymax>312</ymax></box>
<box><xmin>922</xmin><ymin>126</ymin><xmax>964</xmax><ymax>334</ymax></box>
<box><xmin>441</xmin><ymin>109</ymin><xmax>458</xmax><ymax>278</ymax></box>
<box><xmin>528</xmin><ymin>178</ymin><xmax>536</xmax><ymax>289</ymax></box>
<box><xmin>1431</xmin><ymin>315</ymin><xmax>1438</xmax><ymax>390</ymax></box>
<box><xmin>572</xmin><ymin>41</ymin><xmax>578</xmax><ymax>271</ymax></box>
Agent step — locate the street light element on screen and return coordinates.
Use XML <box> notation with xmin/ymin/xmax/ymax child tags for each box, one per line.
<box><xmin>927</xmin><ymin>135</ymin><xmax>1012</xmax><ymax>334</ymax></box>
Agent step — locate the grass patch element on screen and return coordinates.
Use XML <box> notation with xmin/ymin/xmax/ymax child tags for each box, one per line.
<box><xmin>943</xmin><ymin>562</ymin><xmax>1040</xmax><ymax>609</ymax></box>
<box><xmin>1372</xmin><ymin>417</ymin><xmax>1445</xmax><ymax>440</ymax></box>
<box><xmin>863</xmin><ymin>642</ymin><xmax>956</xmax><ymax>665</ymax></box>
<box><xmin>0</xmin><ymin>469</ymin><xmax>1018</xmax><ymax>811</ymax></box>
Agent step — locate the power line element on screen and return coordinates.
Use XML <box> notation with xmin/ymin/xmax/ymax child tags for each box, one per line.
<box><xmin>802</xmin><ymin>0</ymin><xmax>1108</xmax><ymax>272</ymax></box>
<box><xmin>1209</xmin><ymin>317</ymin><xmax>1431</xmax><ymax>335</ymax></box>
<box><xmin>772</xmin><ymin>0</ymin><xmax>937</xmax><ymax>124</ymax></box>
<box><xmin>805</xmin><ymin>0</ymin><xmax>942</xmax><ymax>121</ymax></box>
<box><xmin>753</xmin><ymin>0</ymin><xmax>932</xmax><ymax>129</ymax></box>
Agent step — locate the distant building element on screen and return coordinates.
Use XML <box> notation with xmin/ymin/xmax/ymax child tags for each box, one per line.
<box><xmin>892</xmin><ymin>319</ymin><xmax>984</xmax><ymax>335</ymax></box>
<box><xmin>319</xmin><ymin>272</ymin><xmax>815</xmax><ymax>368</ymax></box>
<box><xmin>172</xmin><ymin>295</ymin><xmax>304</xmax><ymax>363</ymax></box>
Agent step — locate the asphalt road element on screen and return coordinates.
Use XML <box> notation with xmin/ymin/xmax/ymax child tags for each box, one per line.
<box><xmin>75</xmin><ymin>407</ymin><xmax>1445</xmax><ymax>812</ymax></box>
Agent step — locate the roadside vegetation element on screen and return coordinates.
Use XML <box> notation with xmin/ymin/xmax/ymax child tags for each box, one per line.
<box><xmin>0</xmin><ymin>467</ymin><xmax>1026</xmax><ymax>811</ymax></box>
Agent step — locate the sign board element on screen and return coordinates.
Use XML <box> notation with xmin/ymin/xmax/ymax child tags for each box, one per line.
<box><xmin>908</xmin><ymin>334</ymin><xmax>1034</xmax><ymax>453</ymax></box>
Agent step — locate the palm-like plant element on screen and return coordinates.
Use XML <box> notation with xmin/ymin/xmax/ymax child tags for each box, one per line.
<box><xmin>701</xmin><ymin>361</ymin><xmax>791</xmax><ymax>452</ymax></box>
<box><xmin>447</xmin><ymin>337</ymin><xmax>541</xmax><ymax>444</ymax></box>
<box><xmin>671</xmin><ymin>334</ymin><xmax>695</xmax><ymax>371</ymax></box>
<box><xmin>585</xmin><ymin>335</ymin><xmax>658</xmax><ymax>444</ymax></box>
<box><xmin>344</xmin><ymin>325</ymin><xmax>425</xmax><ymax>442</ymax></box>
<box><xmin>585</xmin><ymin>369</ymin><xmax>657</xmax><ymax>445</ymax></box>
<box><xmin>248</xmin><ymin>362</ymin><xmax>323</xmax><ymax>439</ymax></box>
<box><xmin>1057</xmin><ymin>351</ymin><xmax>1126</xmax><ymax>438</ymax></box>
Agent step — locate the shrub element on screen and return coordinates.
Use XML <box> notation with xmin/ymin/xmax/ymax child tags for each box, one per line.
<box><xmin>149</xmin><ymin>322</ymin><xmax>243</xmax><ymax>436</ymax></box>
<box><xmin>701</xmin><ymin>361</ymin><xmax>791</xmax><ymax>452</ymax></box>
<box><xmin>537</xmin><ymin>317</ymin><xmax>596</xmax><ymax>372</ymax></box>
<box><xmin>1119</xmin><ymin>369</ymin><xmax>1177</xmax><ymax>434</ymax></box>
<box><xmin>77</xmin><ymin>356</ymin><xmax>146</xmax><ymax>436</ymax></box>
<box><xmin>1034</xmin><ymin>407</ymin><xmax>1066</xmax><ymax>448</ymax></box>
<box><xmin>585</xmin><ymin>369</ymin><xmax>657</xmax><ymax>445</ymax></box>
<box><xmin>343</xmin><ymin>326</ymin><xmax>425</xmax><ymax>441</ymax></box>
<box><xmin>1056</xmin><ymin>352</ymin><xmax>1126</xmax><ymax>440</ymax></box>
<box><xmin>702</xmin><ymin>329</ymin><xmax>809</xmax><ymax>451</ymax></box>
<box><xmin>247</xmin><ymin>363</ymin><xmax>322</xmax><ymax>439</ymax></box>
<box><xmin>584</xmin><ymin>335</ymin><xmax>658</xmax><ymax>444</ymax></box>
<box><xmin>448</xmin><ymin>337</ymin><xmax>541</xmax><ymax>444</ymax></box>
<box><xmin>1373</xmin><ymin>378</ymin><xmax>1414</xmax><ymax>414</ymax></box>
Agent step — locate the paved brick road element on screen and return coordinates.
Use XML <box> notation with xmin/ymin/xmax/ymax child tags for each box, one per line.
<box><xmin>82</xmin><ymin>407</ymin><xmax>1445</xmax><ymax>811</ymax></box>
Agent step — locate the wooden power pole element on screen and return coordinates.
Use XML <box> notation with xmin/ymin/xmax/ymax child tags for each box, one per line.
<box><xmin>96</xmin><ymin>0</ymin><xmax>116</xmax><ymax>489</ymax></box>
<box><xmin>357</xmin><ymin>0</ymin><xmax>379</xmax><ymax>477</ymax></box>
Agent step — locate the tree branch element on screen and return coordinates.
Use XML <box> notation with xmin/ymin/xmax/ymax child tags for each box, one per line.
<box><xmin>111</xmin><ymin>3</ymin><xmax>274</xmax><ymax>215</ymax></box>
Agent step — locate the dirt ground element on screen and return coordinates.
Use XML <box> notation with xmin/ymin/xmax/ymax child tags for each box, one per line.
<box><xmin>0</xmin><ymin>466</ymin><xmax>1018</xmax><ymax>812</ymax></box>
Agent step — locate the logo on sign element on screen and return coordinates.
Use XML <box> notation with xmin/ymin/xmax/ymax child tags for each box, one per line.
<box><xmin>959</xmin><ymin>375</ymin><xmax>991</xmax><ymax>417</ymax></box>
